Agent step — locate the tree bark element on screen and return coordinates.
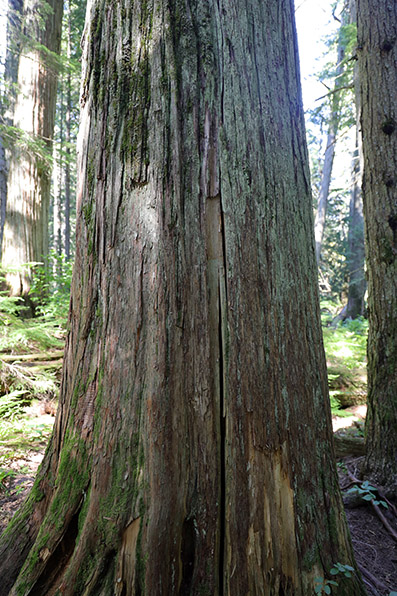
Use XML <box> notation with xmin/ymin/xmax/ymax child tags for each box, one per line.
<box><xmin>0</xmin><ymin>1</ymin><xmax>365</xmax><ymax>594</ymax></box>
<box><xmin>357</xmin><ymin>0</ymin><xmax>397</xmax><ymax>494</ymax></box>
<box><xmin>1</xmin><ymin>0</ymin><xmax>63</xmax><ymax>298</ymax></box>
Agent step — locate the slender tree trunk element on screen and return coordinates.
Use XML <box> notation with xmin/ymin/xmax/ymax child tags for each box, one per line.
<box><xmin>345</xmin><ymin>133</ymin><xmax>366</xmax><ymax>319</ymax></box>
<box><xmin>64</xmin><ymin>3</ymin><xmax>72</xmax><ymax>261</ymax></box>
<box><xmin>357</xmin><ymin>0</ymin><xmax>397</xmax><ymax>494</ymax></box>
<box><xmin>1</xmin><ymin>0</ymin><xmax>63</xmax><ymax>298</ymax></box>
<box><xmin>0</xmin><ymin>1</ymin><xmax>365</xmax><ymax>594</ymax></box>
<box><xmin>54</xmin><ymin>79</ymin><xmax>64</xmax><ymax>261</ymax></box>
<box><xmin>314</xmin><ymin>8</ymin><xmax>348</xmax><ymax>263</ymax></box>
<box><xmin>346</xmin><ymin>126</ymin><xmax>365</xmax><ymax>321</ymax></box>
<box><xmin>0</xmin><ymin>140</ymin><xmax>6</xmax><ymax>258</ymax></box>
<box><xmin>53</xmin><ymin>75</ymin><xmax>63</xmax><ymax>284</ymax></box>
<box><xmin>314</xmin><ymin>130</ymin><xmax>337</xmax><ymax>263</ymax></box>
<box><xmin>3</xmin><ymin>0</ymin><xmax>24</xmax><ymax>94</ymax></box>
<box><xmin>345</xmin><ymin>0</ymin><xmax>366</xmax><ymax>319</ymax></box>
<box><xmin>0</xmin><ymin>0</ymin><xmax>24</xmax><ymax>260</ymax></box>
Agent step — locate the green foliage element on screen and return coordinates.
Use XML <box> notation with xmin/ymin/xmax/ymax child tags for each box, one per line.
<box><xmin>0</xmin><ymin>297</ymin><xmax>65</xmax><ymax>353</ymax></box>
<box><xmin>314</xmin><ymin>576</ymin><xmax>338</xmax><ymax>595</ymax></box>
<box><xmin>347</xmin><ymin>481</ymin><xmax>388</xmax><ymax>508</ymax></box>
<box><xmin>0</xmin><ymin>124</ymin><xmax>53</xmax><ymax>168</ymax></box>
<box><xmin>314</xmin><ymin>562</ymin><xmax>355</xmax><ymax>594</ymax></box>
<box><xmin>50</xmin><ymin>0</ymin><xmax>87</xmax><ymax>260</ymax></box>
<box><xmin>23</xmin><ymin>0</ymin><xmax>54</xmax><ymax>32</ymax></box>
<box><xmin>0</xmin><ymin>467</ymin><xmax>17</xmax><ymax>494</ymax></box>
<box><xmin>330</xmin><ymin>562</ymin><xmax>354</xmax><ymax>578</ymax></box>
<box><xmin>319</xmin><ymin>188</ymin><xmax>350</xmax><ymax>298</ymax></box>
<box><xmin>29</xmin><ymin>251</ymin><xmax>73</xmax><ymax>321</ymax></box>
<box><xmin>0</xmin><ymin>390</ymin><xmax>26</xmax><ymax>419</ymax></box>
<box><xmin>0</xmin><ymin>411</ymin><xmax>54</xmax><ymax>495</ymax></box>
<box><xmin>322</xmin><ymin>316</ymin><xmax>367</xmax><ymax>370</ymax></box>
<box><xmin>306</xmin><ymin>1</ymin><xmax>358</xmax><ymax>300</ymax></box>
<box><xmin>0</xmin><ymin>318</ymin><xmax>64</xmax><ymax>353</ymax></box>
<box><xmin>308</xmin><ymin>4</ymin><xmax>356</xmax><ymax>132</ymax></box>
<box><xmin>321</xmin><ymin>300</ymin><xmax>367</xmax><ymax>412</ymax></box>
<box><xmin>0</xmin><ymin>252</ymin><xmax>71</xmax><ymax>353</ymax></box>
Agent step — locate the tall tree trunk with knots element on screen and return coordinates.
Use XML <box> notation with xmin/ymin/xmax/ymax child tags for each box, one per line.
<box><xmin>357</xmin><ymin>0</ymin><xmax>397</xmax><ymax>495</ymax></box>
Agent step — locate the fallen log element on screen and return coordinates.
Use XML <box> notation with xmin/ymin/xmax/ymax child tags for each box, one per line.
<box><xmin>0</xmin><ymin>350</ymin><xmax>64</xmax><ymax>363</ymax></box>
<box><xmin>333</xmin><ymin>431</ymin><xmax>365</xmax><ymax>458</ymax></box>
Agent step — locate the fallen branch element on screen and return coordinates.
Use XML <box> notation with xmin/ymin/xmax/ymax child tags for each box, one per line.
<box><xmin>334</xmin><ymin>432</ymin><xmax>365</xmax><ymax>458</ymax></box>
<box><xmin>371</xmin><ymin>502</ymin><xmax>397</xmax><ymax>542</ymax></box>
<box><xmin>345</xmin><ymin>468</ymin><xmax>397</xmax><ymax>542</ymax></box>
<box><xmin>357</xmin><ymin>563</ymin><xmax>390</xmax><ymax>594</ymax></box>
<box><xmin>0</xmin><ymin>350</ymin><xmax>64</xmax><ymax>363</ymax></box>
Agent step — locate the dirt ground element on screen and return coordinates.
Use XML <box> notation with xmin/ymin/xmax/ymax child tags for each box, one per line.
<box><xmin>0</xmin><ymin>414</ymin><xmax>396</xmax><ymax>594</ymax></box>
<box><xmin>339</xmin><ymin>455</ymin><xmax>397</xmax><ymax>595</ymax></box>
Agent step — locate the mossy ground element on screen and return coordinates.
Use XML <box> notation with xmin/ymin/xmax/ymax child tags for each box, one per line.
<box><xmin>320</xmin><ymin>300</ymin><xmax>368</xmax><ymax>415</ymax></box>
<box><xmin>0</xmin><ymin>284</ymin><xmax>66</xmax><ymax>531</ymax></box>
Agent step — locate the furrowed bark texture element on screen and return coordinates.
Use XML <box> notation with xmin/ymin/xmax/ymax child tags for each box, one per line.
<box><xmin>357</xmin><ymin>0</ymin><xmax>397</xmax><ymax>493</ymax></box>
<box><xmin>1</xmin><ymin>0</ymin><xmax>63</xmax><ymax>296</ymax></box>
<box><xmin>0</xmin><ymin>1</ymin><xmax>365</xmax><ymax>595</ymax></box>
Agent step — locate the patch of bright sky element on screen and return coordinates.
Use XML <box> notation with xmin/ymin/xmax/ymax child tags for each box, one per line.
<box><xmin>295</xmin><ymin>0</ymin><xmax>339</xmax><ymax>113</ymax></box>
<box><xmin>0</xmin><ymin>0</ymin><xmax>7</xmax><ymax>80</ymax></box>
<box><xmin>295</xmin><ymin>0</ymin><xmax>355</xmax><ymax>192</ymax></box>
<box><xmin>0</xmin><ymin>0</ymin><xmax>353</xmax><ymax>184</ymax></box>
<box><xmin>0</xmin><ymin>0</ymin><xmax>341</xmax><ymax>114</ymax></box>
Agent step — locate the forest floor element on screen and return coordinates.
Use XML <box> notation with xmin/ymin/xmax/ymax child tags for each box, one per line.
<box><xmin>0</xmin><ymin>329</ymin><xmax>396</xmax><ymax>594</ymax></box>
<box><xmin>332</xmin><ymin>408</ymin><xmax>397</xmax><ymax>595</ymax></box>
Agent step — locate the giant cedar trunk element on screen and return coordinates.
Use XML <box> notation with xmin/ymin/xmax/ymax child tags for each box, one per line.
<box><xmin>0</xmin><ymin>1</ymin><xmax>365</xmax><ymax>595</ymax></box>
<box><xmin>357</xmin><ymin>0</ymin><xmax>397</xmax><ymax>493</ymax></box>
<box><xmin>1</xmin><ymin>0</ymin><xmax>63</xmax><ymax>296</ymax></box>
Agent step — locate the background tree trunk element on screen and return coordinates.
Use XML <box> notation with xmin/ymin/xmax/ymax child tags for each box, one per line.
<box><xmin>345</xmin><ymin>134</ymin><xmax>366</xmax><ymax>319</ymax></box>
<box><xmin>53</xmin><ymin>79</ymin><xmax>64</xmax><ymax>274</ymax></box>
<box><xmin>357</xmin><ymin>0</ymin><xmax>397</xmax><ymax>494</ymax></box>
<box><xmin>0</xmin><ymin>0</ymin><xmax>24</xmax><ymax>260</ymax></box>
<box><xmin>314</xmin><ymin>4</ymin><xmax>349</xmax><ymax>264</ymax></box>
<box><xmin>0</xmin><ymin>1</ymin><xmax>365</xmax><ymax>594</ymax></box>
<box><xmin>345</xmin><ymin>0</ymin><xmax>366</xmax><ymax>319</ymax></box>
<box><xmin>64</xmin><ymin>0</ymin><xmax>72</xmax><ymax>261</ymax></box>
<box><xmin>1</xmin><ymin>0</ymin><xmax>63</xmax><ymax>298</ymax></box>
<box><xmin>0</xmin><ymin>139</ymin><xmax>6</xmax><ymax>258</ymax></box>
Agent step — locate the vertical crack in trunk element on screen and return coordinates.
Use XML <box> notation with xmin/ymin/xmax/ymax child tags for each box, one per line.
<box><xmin>218</xmin><ymin>286</ymin><xmax>226</xmax><ymax>596</ymax></box>
<box><xmin>205</xmin><ymin>194</ymin><xmax>227</xmax><ymax>594</ymax></box>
